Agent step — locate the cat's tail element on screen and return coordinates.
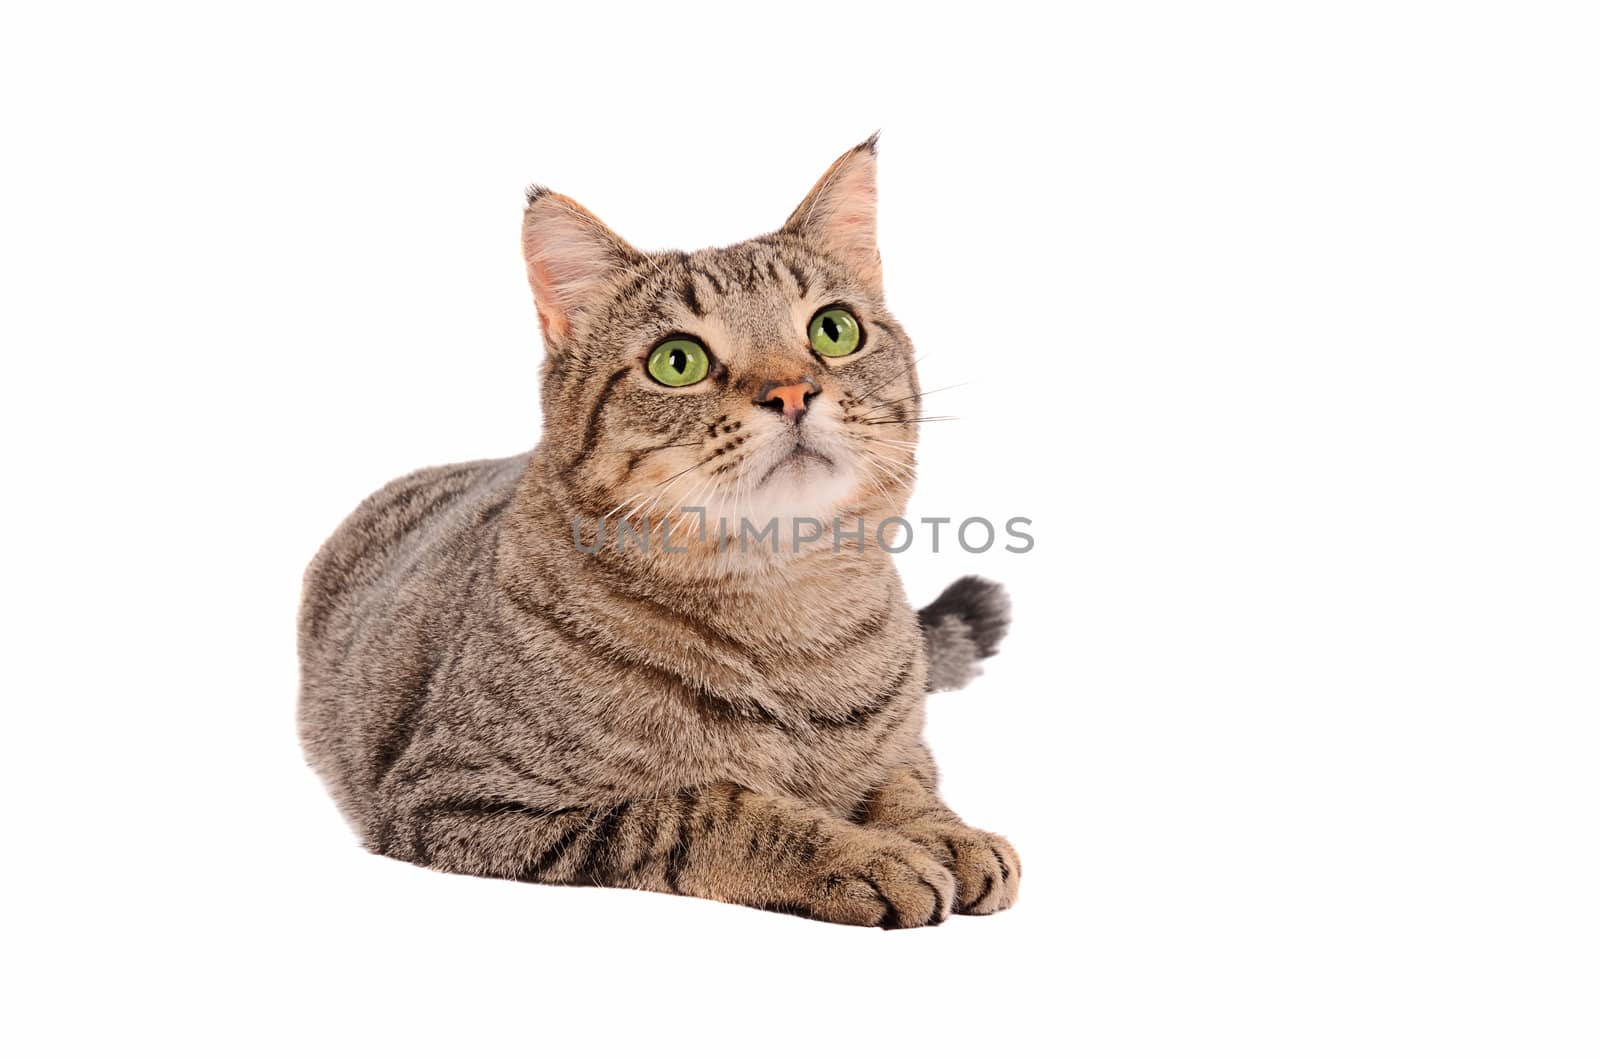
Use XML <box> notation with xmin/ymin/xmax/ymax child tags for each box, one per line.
<box><xmin>918</xmin><ymin>575</ymin><xmax>1012</xmax><ymax>692</ymax></box>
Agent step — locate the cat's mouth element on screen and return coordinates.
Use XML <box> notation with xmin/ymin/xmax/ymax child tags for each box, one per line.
<box><xmin>707</xmin><ymin>427</ymin><xmax>860</xmax><ymax>528</ymax></box>
<box><xmin>757</xmin><ymin>442</ymin><xmax>836</xmax><ymax>487</ymax></box>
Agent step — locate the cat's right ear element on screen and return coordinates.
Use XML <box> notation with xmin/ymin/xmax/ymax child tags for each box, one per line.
<box><xmin>521</xmin><ymin>187</ymin><xmax>641</xmax><ymax>350</ymax></box>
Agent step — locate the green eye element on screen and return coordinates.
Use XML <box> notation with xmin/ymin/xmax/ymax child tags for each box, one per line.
<box><xmin>808</xmin><ymin>307</ymin><xmax>862</xmax><ymax>358</ymax></box>
<box><xmin>646</xmin><ymin>337</ymin><xmax>710</xmax><ymax>387</ymax></box>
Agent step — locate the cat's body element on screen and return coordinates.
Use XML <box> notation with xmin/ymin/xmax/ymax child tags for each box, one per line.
<box><xmin>298</xmin><ymin>139</ymin><xmax>1020</xmax><ymax>927</ymax></box>
<box><xmin>300</xmin><ymin>449</ymin><xmax>930</xmax><ymax>836</ymax></box>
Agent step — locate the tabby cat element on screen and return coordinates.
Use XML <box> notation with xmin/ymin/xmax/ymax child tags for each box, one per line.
<box><xmin>297</xmin><ymin>137</ymin><xmax>1021</xmax><ymax>927</ymax></box>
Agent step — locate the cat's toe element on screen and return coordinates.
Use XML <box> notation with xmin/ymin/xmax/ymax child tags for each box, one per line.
<box><xmin>813</xmin><ymin>835</ymin><xmax>957</xmax><ymax>929</ymax></box>
<box><xmin>908</xmin><ymin>823</ymin><xmax>1021</xmax><ymax>915</ymax></box>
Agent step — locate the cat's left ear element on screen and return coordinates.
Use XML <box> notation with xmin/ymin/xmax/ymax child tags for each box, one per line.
<box><xmin>522</xmin><ymin>187</ymin><xmax>642</xmax><ymax>350</ymax></box>
<box><xmin>781</xmin><ymin>134</ymin><xmax>882</xmax><ymax>288</ymax></box>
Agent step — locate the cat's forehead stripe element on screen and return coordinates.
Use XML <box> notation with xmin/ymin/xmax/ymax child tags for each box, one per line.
<box><xmin>680</xmin><ymin>277</ymin><xmax>704</xmax><ymax>318</ymax></box>
<box><xmin>776</xmin><ymin>256</ymin><xmax>809</xmax><ymax>297</ymax></box>
<box><xmin>689</xmin><ymin>263</ymin><xmax>727</xmax><ymax>296</ymax></box>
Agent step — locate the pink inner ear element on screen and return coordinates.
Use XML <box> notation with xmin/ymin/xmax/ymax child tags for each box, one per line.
<box><xmin>528</xmin><ymin>260</ymin><xmax>570</xmax><ymax>341</ymax></box>
<box><xmin>522</xmin><ymin>192</ymin><xmax>640</xmax><ymax>347</ymax></box>
<box><xmin>791</xmin><ymin>149</ymin><xmax>880</xmax><ymax>284</ymax></box>
<box><xmin>828</xmin><ymin>206</ymin><xmax>880</xmax><ymax>283</ymax></box>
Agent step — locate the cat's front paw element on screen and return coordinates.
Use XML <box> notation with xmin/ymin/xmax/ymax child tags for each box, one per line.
<box><xmin>895</xmin><ymin>821</ymin><xmax>1021</xmax><ymax>915</ymax></box>
<box><xmin>807</xmin><ymin>832</ymin><xmax>958</xmax><ymax>929</ymax></box>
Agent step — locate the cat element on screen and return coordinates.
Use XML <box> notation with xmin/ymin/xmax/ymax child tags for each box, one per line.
<box><xmin>297</xmin><ymin>136</ymin><xmax>1021</xmax><ymax>927</ymax></box>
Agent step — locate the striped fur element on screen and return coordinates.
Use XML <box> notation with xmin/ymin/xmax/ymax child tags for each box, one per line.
<box><xmin>297</xmin><ymin>140</ymin><xmax>1020</xmax><ymax>927</ymax></box>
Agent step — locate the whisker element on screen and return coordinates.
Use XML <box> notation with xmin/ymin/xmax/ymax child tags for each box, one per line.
<box><xmin>855</xmin><ymin>449</ymin><xmax>915</xmax><ymax>491</ymax></box>
<box><xmin>857</xmin><ymin>445</ymin><xmax>921</xmax><ymax>477</ymax></box>
<box><xmin>861</xmin><ymin>449</ymin><xmax>916</xmax><ymax>474</ymax></box>
<box><xmin>653</xmin><ymin>449</ymin><xmax>724</xmax><ymax>488</ymax></box>
<box><xmin>590</xmin><ymin>441</ymin><xmax>704</xmax><ymax>454</ymax></box>
<box><xmin>851</xmin><ymin>353</ymin><xmax>930</xmax><ymax>405</ymax></box>
<box><xmin>862</xmin><ymin>381</ymin><xmax>968</xmax><ymax>414</ymax></box>
<box><xmin>668</xmin><ymin>473</ymin><xmax>721</xmax><ymax>538</ymax></box>
<box><xmin>616</xmin><ymin>448</ymin><xmax>723</xmax><ymax>524</ymax></box>
<box><xmin>861</xmin><ymin>448</ymin><xmax>917</xmax><ymax>468</ymax></box>
<box><xmin>858</xmin><ymin>415</ymin><xmax>960</xmax><ymax>427</ymax></box>
<box><xmin>603</xmin><ymin>491</ymin><xmax>649</xmax><ymax>520</ymax></box>
<box><xmin>621</xmin><ymin>492</ymin><xmax>660</xmax><ymax>523</ymax></box>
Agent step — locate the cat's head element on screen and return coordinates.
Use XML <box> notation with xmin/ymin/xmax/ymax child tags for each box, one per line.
<box><xmin>522</xmin><ymin>137</ymin><xmax>920</xmax><ymax>546</ymax></box>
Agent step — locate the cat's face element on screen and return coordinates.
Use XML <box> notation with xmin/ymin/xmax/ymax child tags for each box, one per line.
<box><xmin>523</xmin><ymin>139</ymin><xmax>920</xmax><ymax>547</ymax></box>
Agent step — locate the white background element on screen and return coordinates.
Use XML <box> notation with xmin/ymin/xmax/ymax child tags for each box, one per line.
<box><xmin>3</xmin><ymin>2</ymin><xmax>1596</xmax><ymax>1056</ymax></box>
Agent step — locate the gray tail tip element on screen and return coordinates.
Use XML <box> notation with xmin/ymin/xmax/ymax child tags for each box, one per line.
<box><xmin>919</xmin><ymin>575</ymin><xmax>1012</xmax><ymax>659</ymax></box>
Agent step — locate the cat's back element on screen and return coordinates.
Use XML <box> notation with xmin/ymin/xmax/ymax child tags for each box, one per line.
<box><xmin>297</xmin><ymin>454</ymin><xmax>526</xmax><ymax>822</ymax></box>
<box><xmin>299</xmin><ymin>454</ymin><xmax>526</xmax><ymax>651</ymax></box>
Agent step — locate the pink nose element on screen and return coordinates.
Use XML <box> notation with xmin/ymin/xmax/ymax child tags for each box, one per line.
<box><xmin>756</xmin><ymin>379</ymin><xmax>819</xmax><ymax>421</ymax></box>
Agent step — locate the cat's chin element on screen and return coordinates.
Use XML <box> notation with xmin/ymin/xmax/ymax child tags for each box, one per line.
<box><xmin>697</xmin><ymin>460</ymin><xmax>860</xmax><ymax>542</ymax></box>
<box><xmin>753</xmin><ymin>447</ymin><xmax>846</xmax><ymax>505</ymax></box>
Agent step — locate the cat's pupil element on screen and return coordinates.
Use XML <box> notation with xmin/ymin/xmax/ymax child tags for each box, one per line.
<box><xmin>823</xmin><ymin>317</ymin><xmax>839</xmax><ymax>342</ymax></box>
<box><xmin>671</xmin><ymin>349</ymin><xmax>686</xmax><ymax>373</ymax></box>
